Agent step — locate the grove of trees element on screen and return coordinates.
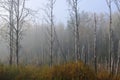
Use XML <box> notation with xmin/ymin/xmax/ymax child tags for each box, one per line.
<box><xmin>0</xmin><ymin>0</ymin><xmax>119</xmax><ymax>77</ymax></box>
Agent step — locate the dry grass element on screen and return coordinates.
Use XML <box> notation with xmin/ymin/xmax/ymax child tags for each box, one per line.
<box><xmin>0</xmin><ymin>62</ymin><xmax>119</xmax><ymax>80</ymax></box>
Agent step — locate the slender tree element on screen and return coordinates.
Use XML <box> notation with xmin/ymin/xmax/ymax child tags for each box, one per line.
<box><xmin>106</xmin><ymin>0</ymin><xmax>113</xmax><ymax>72</ymax></box>
<box><xmin>44</xmin><ymin>0</ymin><xmax>56</xmax><ymax>67</ymax></box>
<box><xmin>94</xmin><ymin>13</ymin><xmax>97</xmax><ymax>74</ymax></box>
<box><xmin>67</xmin><ymin>0</ymin><xmax>80</xmax><ymax>62</ymax></box>
<box><xmin>9</xmin><ymin>0</ymin><xmax>14</xmax><ymax>65</ymax></box>
<box><xmin>115</xmin><ymin>40</ymin><xmax>120</xmax><ymax>75</ymax></box>
<box><xmin>13</xmin><ymin>0</ymin><xmax>31</xmax><ymax>65</ymax></box>
<box><xmin>0</xmin><ymin>0</ymin><xmax>15</xmax><ymax>65</ymax></box>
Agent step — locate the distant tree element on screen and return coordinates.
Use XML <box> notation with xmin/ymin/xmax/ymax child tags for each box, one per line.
<box><xmin>54</xmin><ymin>24</ymin><xmax>67</xmax><ymax>63</ymax></box>
<box><xmin>114</xmin><ymin>0</ymin><xmax>120</xmax><ymax>12</ymax></box>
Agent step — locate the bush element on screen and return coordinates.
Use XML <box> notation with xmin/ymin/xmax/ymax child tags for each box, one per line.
<box><xmin>0</xmin><ymin>66</ymin><xmax>19</xmax><ymax>80</ymax></box>
<box><xmin>97</xmin><ymin>70</ymin><xmax>120</xmax><ymax>80</ymax></box>
<box><xmin>42</xmin><ymin>61</ymin><xmax>96</xmax><ymax>80</ymax></box>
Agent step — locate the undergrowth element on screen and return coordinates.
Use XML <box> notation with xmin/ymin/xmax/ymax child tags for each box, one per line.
<box><xmin>0</xmin><ymin>61</ymin><xmax>119</xmax><ymax>80</ymax></box>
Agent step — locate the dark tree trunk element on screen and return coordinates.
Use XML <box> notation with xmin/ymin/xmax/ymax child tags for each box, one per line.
<box><xmin>9</xmin><ymin>0</ymin><xmax>14</xmax><ymax>65</ymax></box>
<box><xmin>94</xmin><ymin>13</ymin><xmax>97</xmax><ymax>74</ymax></box>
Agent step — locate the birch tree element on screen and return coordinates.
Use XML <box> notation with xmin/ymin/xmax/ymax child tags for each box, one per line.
<box><xmin>106</xmin><ymin>0</ymin><xmax>113</xmax><ymax>72</ymax></box>
<box><xmin>67</xmin><ymin>0</ymin><xmax>80</xmax><ymax>62</ymax></box>
<box><xmin>9</xmin><ymin>0</ymin><xmax>14</xmax><ymax>65</ymax></box>
<box><xmin>44</xmin><ymin>0</ymin><xmax>56</xmax><ymax>67</ymax></box>
<box><xmin>0</xmin><ymin>0</ymin><xmax>15</xmax><ymax>65</ymax></box>
<box><xmin>13</xmin><ymin>0</ymin><xmax>31</xmax><ymax>65</ymax></box>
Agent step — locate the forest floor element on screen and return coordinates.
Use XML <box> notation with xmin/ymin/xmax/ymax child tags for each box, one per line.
<box><xmin>0</xmin><ymin>61</ymin><xmax>119</xmax><ymax>80</ymax></box>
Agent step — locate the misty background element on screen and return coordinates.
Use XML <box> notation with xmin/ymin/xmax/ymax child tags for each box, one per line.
<box><xmin>0</xmin><ymin>0</ymin><xmax>119</xmax><ymax>66</ymax></box>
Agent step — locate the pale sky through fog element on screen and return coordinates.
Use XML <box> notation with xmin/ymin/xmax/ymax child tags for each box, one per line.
<box><xmin>26</xmin><ymin>0</ymin><xmax>117</xmax><ymax>25</ymax></box>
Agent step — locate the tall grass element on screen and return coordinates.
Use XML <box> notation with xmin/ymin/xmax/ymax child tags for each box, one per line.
<box><xmin>0</xmin><ymin>62</ymin><xmax>119</xmax><ymax>80</ymax></box>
